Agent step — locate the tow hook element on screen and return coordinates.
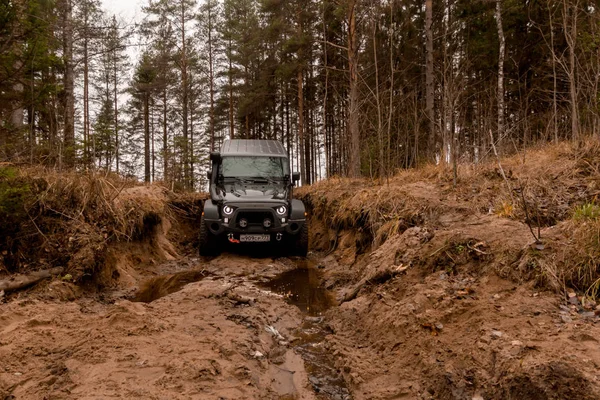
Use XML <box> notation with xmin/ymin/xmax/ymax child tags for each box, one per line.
<box><xmin>228</xmin><ymin>233</ymin><xmax>240</xmax><ymax>244</ymax></box>
<box><xmin>276</xmin><ymin>233</ymin><xmax>283</xmax><ymax>242</ymax></box>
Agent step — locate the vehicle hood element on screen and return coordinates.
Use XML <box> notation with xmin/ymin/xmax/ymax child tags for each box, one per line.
<box><xmin>216</xmin><ymin>182</ymin><xmax>289</xmax><ymax>201</ymax></box>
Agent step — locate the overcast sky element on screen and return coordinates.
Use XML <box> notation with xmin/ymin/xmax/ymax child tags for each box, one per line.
<box><xmin>102</xmin><ymin>0</ymin><xmax>143</xmax><ymax>22</ymax></box>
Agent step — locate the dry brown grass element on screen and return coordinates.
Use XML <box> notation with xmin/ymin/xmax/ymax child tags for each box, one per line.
<box><xmin>299</xmin><ymin>139</ymin><xmax>600</xmax><ymax>297</ymax></box>
<box><xmin>0</xmin><ymin>167</ymin><xmax>205</xmax><ymax>284</ymax></box>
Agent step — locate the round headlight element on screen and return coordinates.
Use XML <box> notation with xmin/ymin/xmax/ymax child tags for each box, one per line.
<box><xmin>223</xmin><ymin>205</ymin><xmax>234</xmax><ymax>215</ymax></box>
<box><xmin>276</xmin><ymin>206</ymin><xmax>287</xmax><ymax>216</ymax></box>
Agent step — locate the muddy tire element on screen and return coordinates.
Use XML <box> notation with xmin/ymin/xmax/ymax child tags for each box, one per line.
<box><xmin>199</xmin><ymin>215</ymin><xmax>220</xmax><ymax>256</ymax></box>
<box><xmin>293</xmin><ymin>222</ymin><xmax>309</xmax><ymax>256</ymax></box>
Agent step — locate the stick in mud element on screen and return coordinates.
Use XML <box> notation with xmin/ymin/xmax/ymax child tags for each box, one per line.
<box><xmin>0</xmin><ymin>267</ymin><xmax>65</xmax><ymax>293</ymax></box>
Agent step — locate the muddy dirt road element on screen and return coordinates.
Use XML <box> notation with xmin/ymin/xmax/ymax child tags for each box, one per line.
<box><xmin>0</xmin><ymin>252</ymin><xmax>349</xmax><ymax>400</ymax></box>
<box><xmin>3</xmin><ymin>244</ymin><xmax>600</xmax><ymax>400</ymax></box>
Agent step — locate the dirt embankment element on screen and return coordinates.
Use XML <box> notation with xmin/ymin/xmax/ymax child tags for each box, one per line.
<box><xmin>0</xmin><ymin>166</ymin><xmax>205</xmax><ymax>291</ymax></box>
<box><xmin>296</xmin><ymin>141</ymin><xmax>600</xmax><ymax>399</ymax></box>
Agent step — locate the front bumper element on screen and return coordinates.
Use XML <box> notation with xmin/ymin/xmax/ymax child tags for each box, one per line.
<box><xmin>205</xmin><ymin>203</ymin><xmax>305</xmax><ymax>237</ymax></box>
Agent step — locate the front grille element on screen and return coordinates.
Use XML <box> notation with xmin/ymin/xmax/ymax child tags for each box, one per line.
<box><xmin>236</xmin><ymin>211</ymin><xmax>274</xmax><ymax>227</ymax></box>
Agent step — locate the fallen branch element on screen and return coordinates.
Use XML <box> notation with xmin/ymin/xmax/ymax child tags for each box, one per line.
<box><xmin>0</xmin><ymin>267</ymin><xmax>64</xmax><ymax>293</ymax></box>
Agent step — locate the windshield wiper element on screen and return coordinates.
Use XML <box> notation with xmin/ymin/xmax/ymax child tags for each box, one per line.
<box><xmin>222</xmin><ymin>177</ymin><xmax>253</xmax><ymax>184</ymax></box>
<box><xmin>247</xmin><ymin>177</ymin><xmax>283</xmax><ymax>185</ymax></box>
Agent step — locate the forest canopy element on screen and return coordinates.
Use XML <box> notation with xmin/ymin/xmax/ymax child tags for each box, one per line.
<box><xmin>1</xmin><ymin>0</ymin><xmax>598</xmax><ymax>189</ymax></box>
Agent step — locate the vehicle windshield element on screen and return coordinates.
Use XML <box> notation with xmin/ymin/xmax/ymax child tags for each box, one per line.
<box><xmin>219</xmin><ymin>156</ymin><xmax>289</xmax><ymax>180</ymax></box>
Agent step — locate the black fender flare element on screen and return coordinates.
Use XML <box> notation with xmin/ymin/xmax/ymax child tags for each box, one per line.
<box><xmin>290</xmin><ymin>199</ymin><xmax>306</xmax><ymax>220</ymax></box>
<box><xmin>203</xmin><ymin>200</ymin><xmax>220</xmax><ymax>221</ymax></box>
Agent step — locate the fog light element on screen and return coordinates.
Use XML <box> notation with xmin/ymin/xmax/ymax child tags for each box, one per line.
<box><xmin>224</xmin><ymin>218</ymin><xmax>229</xmax><ymax>224</ymax></box>
<box><xmin>282</xmin><ymin>218</ymin><xmax>286</xmax><ymax>223</ymax></box>
<box><xmin>263</xmin><ymin>218</ymin><xmax>272</xmax><ymax>228</ymax></box>
<box><xmin>239</xmin><ymin>218</ymin><xmax>248</xmax><ymax>228</ymax></box>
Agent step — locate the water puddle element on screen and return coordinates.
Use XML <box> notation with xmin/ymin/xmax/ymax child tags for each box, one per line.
<box><xmin>133</xmin><ymin>269</ymin><xmax>211</xmax><ymax>303</ymax></box>
<box><xmin>261</xmin><ymin>260</ymin><xmax>351</xmax><ymax>400</ymax></box>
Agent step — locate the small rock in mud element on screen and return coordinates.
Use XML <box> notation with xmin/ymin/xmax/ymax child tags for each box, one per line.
<box><xmin>568</xmin><ymin>293</ymin><xmax>579</xmax><ymax>305</ymax></box>
<box><xmin>580</xmin><ymin>312</ymin><xmax>596</xmax><ymax>319</ymax></box>
<box><xmin>561</xmin><ymin>314</ymin><xmax>573</xmax><ymax>324</ymax></box>
<box><xmin>511</xmin><ymin>340</ymin><xmax>523</xmax><ymax>347</ymax></box>
<box><xmin>491</xmin><ymin>330</ymin><xmax>503</xmax><ymax>339</ymax></box>
<box><xmin>305</xmin><ymin>316</ymin><xmax>324</xmax><ymax>323</ymax></box>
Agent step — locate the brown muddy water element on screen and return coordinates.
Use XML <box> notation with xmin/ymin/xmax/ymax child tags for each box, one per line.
<box><xmin>262</xmin><ymin>259</ymin><xmax>351</xmax><ymax>400</ymax></box>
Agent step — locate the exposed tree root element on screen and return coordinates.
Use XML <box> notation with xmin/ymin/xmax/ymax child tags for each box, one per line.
<box><xmin>339</xmin><ymin>265</ymin><xmax>407</xmax><ymax>305</ymax></box>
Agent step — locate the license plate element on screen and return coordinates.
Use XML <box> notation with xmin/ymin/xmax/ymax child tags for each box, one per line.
<box><xmin>240</xmin><ymin>234</ymin><xmax>270</xmax><ymax>243</ymax></box>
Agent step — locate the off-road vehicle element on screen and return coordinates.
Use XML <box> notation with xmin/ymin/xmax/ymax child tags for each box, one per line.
<box><xmin>199</xmin><ymin>139</ymin><xmax>308</xmax><ymax>256</ymax></box>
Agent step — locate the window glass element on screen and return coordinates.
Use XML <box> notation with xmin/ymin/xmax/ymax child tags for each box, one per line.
<box><xmin>220</xmin><ymin>157</ymin><xmax>289</xmax><ymax>179</ymax></box>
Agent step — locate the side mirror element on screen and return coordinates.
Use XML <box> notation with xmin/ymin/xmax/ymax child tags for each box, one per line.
<box><xmin>292</xmin><ymin>172</ymin><xmax>300</xmax><ymax>183</ymax></box>
<box><xmin>210</xmin><ymin>152</ymin><xmax>221</xmax><ymax>162</ymax></box>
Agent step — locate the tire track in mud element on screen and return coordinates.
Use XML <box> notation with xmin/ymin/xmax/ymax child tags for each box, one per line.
<box><xmin>256</xmin><ymin>260</ymin><xmax>351</xmax><ymax>400</ymax></box>
<box><xmin>129</xmin><ymin>254</ymin><xmax>352</xmax><ymax>400</ymax></box>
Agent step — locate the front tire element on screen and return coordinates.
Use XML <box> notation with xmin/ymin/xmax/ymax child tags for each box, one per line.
<box><xmin>293</xmin><ymin>221</ymin><xmax>309</xmax><ymax>256</ymax></box>
<box><xmin>199</xmin><ymin>215</ymin><xmax>220</xmax><ymax>256</ymax></box>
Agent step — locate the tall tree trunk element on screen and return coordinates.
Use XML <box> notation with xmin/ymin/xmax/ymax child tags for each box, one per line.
<box><xmin>386</xmin><ymin>1</ymin><xmax>394</xmax><ymax>179</ymax></box>
<box><xmin>347</xmin><ymin>0</ymin><xmax>360</xmax><ymax>177</ymax></box>
<box><xmin>208</xmin><ymin>5</ymin><xmax>215</xmax><ymax>151</ymax></box>
<box><xmin>372</xmin><ymin>17</ymin><xmax>384</xmax><ymax>178</ymax></box>
<box><xmin>495</xmin><ymin>0</ymin><xmax>505</xmax><ymax>146</ymax></box>
<box><xmin>563</xmin><ymin>0</ymin><xmax>579</xmax><ymax>140</ymax></box>
<box><xmin>180</xmin><ymin>1</ymin><xmax>190</xmax><ymax>188</ymax></box>
<box><xmin>83</xmin><ymin>4</ymin><xmax>90</xmax><ymax>167</ymax></box>
<box><xmin>548</xmin><ymin>1</ymin><xmax>559</xmax><ymax>143</ymax></box>
<box><xmin>322</xmin><ymin>8</ymin><xmax>330</xmax><ymax>178</ymax></box>
<box><xmin>162</xmin><ymin>90</ymin><xmax>168</xmax><ymax>182</ymax></box>
<box><xmin>228</xmin><ymin>38</ymin><xmax>235</xmax><ymax>140</ymax></box>
<box><xmin>425</xmin><ymin>0</ymin><xmax>436</xmax><ymax>160</ymax></box>
<box><xmin>151</xmin><ymin>99</ymin><xmax>155</xmax><ymax>181</ymax></box>
<box><xmin>144</xmin><ymin>92</ymin><xmax>150</xmax><ymax>183</ymax></box>
<box><xmin>113</xmin><ymin>45</ymin><xmax>119</xmax><ymax>173</ymax></box>
<box><xmin>62</xmin><ymin>0</ymin><xmax>75</xmax><ymax>168</ymax></box>
<box><xmin>298</xmin><ymin>69</ymin><xmax>306</xmax><ymax>184</ymax></box>
<box><xmin>190</xmin><ymin>101</ymin><xmax>194</xmax><ymax>190</ymax></box>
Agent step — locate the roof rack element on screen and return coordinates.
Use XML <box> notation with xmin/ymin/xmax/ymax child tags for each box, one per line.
<box><xmin>220</xmin><ymin>139</ymin><xmax>287</xmax><ymax>157</ymax></box>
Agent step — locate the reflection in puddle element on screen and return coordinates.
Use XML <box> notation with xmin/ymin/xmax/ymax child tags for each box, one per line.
<box><xmin>262</xmin><ymin>261</ymin><xmax>333</xmax><ymax>316</ymax></box>
<box><xmin>261</xmin><ymin>260</ymin><xmax>351</xmax><ymax>400</ymax></box>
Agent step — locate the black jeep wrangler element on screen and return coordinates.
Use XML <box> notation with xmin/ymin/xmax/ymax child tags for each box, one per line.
<box><xmin>199</xmin><ymin>139</ymin><xmax>308</xmax><ymax>256</ymax></box>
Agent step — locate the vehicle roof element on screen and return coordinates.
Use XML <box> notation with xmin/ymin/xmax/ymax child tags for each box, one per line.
<box><xmin>220</xmin><ymin>139</ymin><xmax>288</xmax><ymax>157</ymax></box>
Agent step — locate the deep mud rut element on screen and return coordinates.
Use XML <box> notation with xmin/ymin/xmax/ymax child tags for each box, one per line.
<box><xmin>2</xmin><ymin>246</ymin><xmax>600</xmax><ymax>400</ymax></box>
<box><xmin>0</xmin><ymin>252</ymin><xmax>347</xmax><ymax>400</ymax></box>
